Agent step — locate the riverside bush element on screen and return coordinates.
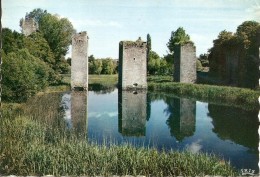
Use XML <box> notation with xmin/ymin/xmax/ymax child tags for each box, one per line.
<box><xmin>2</xmin><ymin>49</ymin><xmax>51</xmax><ymax>102</ymax></box>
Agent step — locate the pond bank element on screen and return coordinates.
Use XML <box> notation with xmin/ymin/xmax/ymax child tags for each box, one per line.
<box><xmin>148</xmin><ymin>82</ymin><xmax>259</xmax><ymax>110</ymax></box>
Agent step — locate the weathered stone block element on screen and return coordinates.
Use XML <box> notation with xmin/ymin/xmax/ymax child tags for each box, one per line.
<box><xmin>20</xmin><ymin>16</ymin><xmax>38</xmax><ymax>36</ymax></box>
<box><xmin>118</xmin><ymin>38</ymin><xmax>147</xmax><ymax>89</ymax></box>
<box><xmin>174</xmin><ymin>43</ymin><xmax>197</xmax><ymax>83</ymax></box>
<box><xmin>71</xmin><ymin>32</ymin><xmax>89</xmax><ymax>89</ymax></box>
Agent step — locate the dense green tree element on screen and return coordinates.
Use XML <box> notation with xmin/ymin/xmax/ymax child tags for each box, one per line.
<box><xmin>163</xmin><ymin>53</ymin><xmax>174</xmax><ymax>65</ymax></box>
<box><xmin>23</xmin><ymin>32</ymin><xmax>55</xmax><ymax>65</ymax></box>
<box><xmin>148</xmin><ymin>51</ymin><xmax>161</xmax><ymax>75</ymax></box>
<box><xmin>147</xmin><ymin>34</ymin><xmax>151</xmax><ymax>51</ymax></box>
<box><xmin>89</xmin><ymin>58</ymin><xmax>118</xmax><ymax>75</ymax></box>
<box><xmin>21</xmin><ymin>9</ymin><xmax>75</xmax><ymax>74</ymax></box>
<box><xmin>2</xmin><ymin>49</ymin><xmax>50</xmax><ymax>102</ymax></box>
<box><xmin>23</xmin><ymin>32</ymin><xmax>65</xmax><ymax>82</ymax></box>
<box><xmin>236</xmin><ymin>21</ymin><xmax>259</xmax><ymax>48</ymax></box>
<box><xmin>3</xmin><ymin>28</ymin><xmax>62</xmax><ymax>86</ymax></box>
<box><xmin>2</xmin><ymin>28</ymin><xmax>24</xmax><ymax>54</ymax></box>
<box><xmin>196</xmin><ymin>59</ymin><xmax>203</xmax><ymax>72</ymax></box>
<box><xmin>27</xmin><ymin>8</ymin><xmax>47</xmax><ymax>23</ymax></box>
<box><xmin>89</xmin><ymin>54</ymin><xmax>95</xmax><ymax>62</ymax></box>
<box><xmin>167</xmin><ymin>27</ymin><xmax>191</xmax><ymax>53</ymax></box>
<box><xmin>38</xmin><ymin>13</ymin><xmax>76</xmax><ymax>58</ymax></box>
<box><xmin>208</xmin><ymin>21</ymin><xmax>260</xmax><ymax>88</ymax></box>
<box><xmin>55</xmin><ymin>55</ymin><xmax>71</xmax><ymax>74</ymax></box>
<box><xmin>102</xmin><ymin>58</ymin><xmax>116</xmax><ymax>75</ymax></box>
<box><xmin>198</xmin><ymin>53</ymin><xmax>209</xmax><ymax>67</ymax></box>
<box><xmin>89</xmin><ymin>60</ymin><xmax>103</xmax><ymax>75</ymax></box>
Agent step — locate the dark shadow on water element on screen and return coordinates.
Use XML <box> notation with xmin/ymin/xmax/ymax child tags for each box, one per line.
<box><xmin>88</xmin><ymin>83</ymin><xmax>116</xmax><ymax>94</ymax></box>
<box><xmin>208</xmin><ymin>103</ymin><xmax>259</xmax><ymax>151</ymax></box>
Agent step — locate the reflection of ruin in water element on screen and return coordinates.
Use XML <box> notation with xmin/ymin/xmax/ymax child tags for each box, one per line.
<box><xmin>165</xmin><ymin>97</ymin><xmax>196</xmax><ymax>141</ymax></box>
<box><xmin>208</xmin><ymin>104</ymin><xmax>259</xmax><ymax>151</ymax></box>
<box><xmin>118</xmin><ymin>90</ymin><xmax>148</xmax><ymax>136</ymax></box>
<box><xmin>61</xmin><ymin>91</ymin><xmax>88</xmax><ymax>139</ymax></box>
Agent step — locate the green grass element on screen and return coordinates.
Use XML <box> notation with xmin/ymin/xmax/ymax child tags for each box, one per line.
<box><xmin>0</xmin><ymin>108</ymin><xmax>238</xmax><ymax>176</ymax></box>
<box><xmin>148</xmin><ymin>81</ymin><xmax>259</xmax><ymax>110</ymax></box>
<box><xmin>147</xmin><ymin>75</ymin><xmax>173</xmax><ymax>83</ymax></box>
<box><xmin>89</xmin><ymin>74</ymin><xmax>118</xmax><ymax>86</ymax></box>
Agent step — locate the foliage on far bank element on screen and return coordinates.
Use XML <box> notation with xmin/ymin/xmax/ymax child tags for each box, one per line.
<box><xmin>88</xmin><ymin>56</ymin><xmax>118</xmax><ymax>75</ymax></box>
<box><xmin>148</xmin><ymin>81</ymin><xmax>259</xmax><ymax>110</ymax></box>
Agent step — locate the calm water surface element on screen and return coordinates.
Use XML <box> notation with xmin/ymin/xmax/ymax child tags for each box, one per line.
<box><xmin>60</xmin><ymin>88</ymin><xmax>258</xmax><ymax>172</ymax></box>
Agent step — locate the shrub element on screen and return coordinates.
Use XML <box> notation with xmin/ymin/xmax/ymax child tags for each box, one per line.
<box><xmin>2</xmin><ymin>49</ymin><xmax>50</xmax><ymax>102</ymax></box>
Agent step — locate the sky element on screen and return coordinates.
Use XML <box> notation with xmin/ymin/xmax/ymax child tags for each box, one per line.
<box><xmin>2</xmin><ymin>0</ymin><xmax>260</xmax><ymax>58</ymax></box>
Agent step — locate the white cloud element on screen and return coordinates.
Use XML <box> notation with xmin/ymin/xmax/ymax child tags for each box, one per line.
<box><xmin>246</xmin><ymin>2</ymin><xmax>260</xmax><ymax>22</ymax></box>
<box><xmin>185</xmin><ymin>139</ymin><xmax>203</xmax><ymax>153</ymax></box>
<box><xmin>88</xmin><ymin>111</ymin><xmax>118</xmax><ymax>118</ymax></box>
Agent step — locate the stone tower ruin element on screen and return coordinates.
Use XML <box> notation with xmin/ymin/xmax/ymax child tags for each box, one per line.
<box><xmin>174</xmin><ymin>43</ymin><xmax>197</xmax><ymax>83</ymax></box>
<box><xmin>71</xmin><ymin>31</ymin><xmax>89</xmax><ymax>90</ymax></box>
<box><xmin>119</xmin><ymin>38</ymin><xmax>147</xmax><ymax>89</ymax></box>
<box><xmin>20</xmin><ymin>14</ymin><xmax>38</xmax><ymax>36</ymax></box>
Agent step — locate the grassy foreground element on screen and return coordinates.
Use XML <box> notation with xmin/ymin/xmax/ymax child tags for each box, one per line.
<box><xmin>0</xmin><ymin>106</ymin><xmax>237</xmax><ymax>176</ymax></box>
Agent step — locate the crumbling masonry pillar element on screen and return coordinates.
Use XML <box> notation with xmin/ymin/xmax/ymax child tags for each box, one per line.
<box><xmin>174</xmin><ymin>43</ymin><xmax>197</xmax><ymax>83</ymax></box>
<box><xmin>119</xmin><ymin>38</ymin><xmax>147</xmax><ymax>89</ymax></box>
<box><xmin>20</xmin><ymin>15</ymin><xmax>38</xmax><ymax>36</ymax></box>
<box><xmin>71</xmin><ymin>32</ymin><xmax>89</xmax><ymax>90</ymax></box>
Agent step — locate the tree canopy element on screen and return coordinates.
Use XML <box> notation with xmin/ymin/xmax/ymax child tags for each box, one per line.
<box><xmin>208</xmin><ymin>21</ymin><xmax>260</xmax><ymax>88</ymax></box>
<box><xmin>38</xmin><ymin>13</ymin><xmax>75</xmax><ymax>59</ymax></box>
<box><xmin>167</xmin><ymin>27</ymin><xmax>192</xmax><ymax>53</ymax></box>
<box><xmin>2</xmin><ymin>49</ymin><xmax>50</xmax><ymax>102</ymax></box>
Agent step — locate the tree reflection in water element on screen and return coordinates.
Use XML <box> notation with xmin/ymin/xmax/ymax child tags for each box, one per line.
<box><xmin>208</xmin><ymin>104</ymin><xmax>259</xmax><ymax>151</ymax></box>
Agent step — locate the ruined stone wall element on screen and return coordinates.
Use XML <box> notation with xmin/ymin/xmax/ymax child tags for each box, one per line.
<box><xmin>71</xmin><ymin>32</ymin><xmax>88</xmax><ymax>89</ymax></box>
<box><xmin>20</xmin><ymin>17</ymin><xmax>38</xmax><ymax>36</ymax></box>
<box><xmin>174</xmin><ymin>43</ymin><xmax>197</xmax><ymax>83</ymax></box>
<box><xmin>118</xmin><ymin>90</ymin><xmax>147</xmax><ymax>136</ymax></box>
<box><xmin>118</xmin><ymin>39</ymin><xmax>147</xmax><ymax>89</ymax></box>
